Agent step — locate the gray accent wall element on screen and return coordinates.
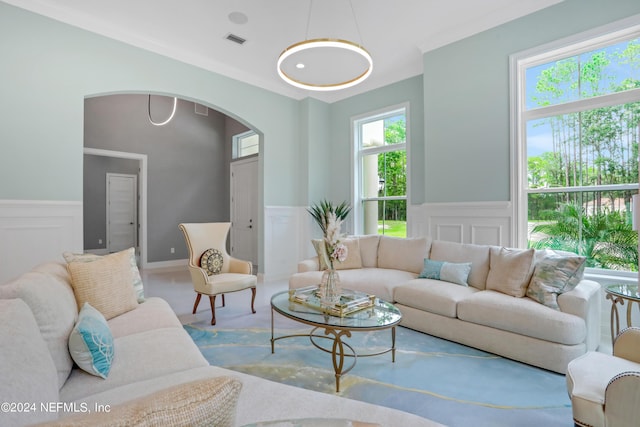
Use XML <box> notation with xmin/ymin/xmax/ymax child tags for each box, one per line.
<box><xmin>83</xmin><ymin>154</ymin><xmax>139</xmax><ymax>250</ymax></box>
<box><xmin>84</xmin><ymin>94</ymin><xmax>241</xmax><ymax>262</ymax></box>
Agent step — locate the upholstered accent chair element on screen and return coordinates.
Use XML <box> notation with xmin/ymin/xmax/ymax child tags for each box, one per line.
<box><xmin>179</xmin><ymin>222</ymin><xmax>257</xmax><ymax>325</ymax></box>
<box><xmin>566</xmin><ymin>327</ymin><xmax>640</xmax><ymax>427</ymax></box>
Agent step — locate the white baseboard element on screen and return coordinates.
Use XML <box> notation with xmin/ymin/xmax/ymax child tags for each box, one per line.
<box><xmin>144</xmin><ymin>259</ymin><xmax>188</xmax><ymax>270</ymax></box>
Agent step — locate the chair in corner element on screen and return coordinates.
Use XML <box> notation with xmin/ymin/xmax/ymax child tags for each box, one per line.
<box><xmin>566</xmin><ymin>326</ymin><xmax>640</xmax><ymax>427</ymax></box>
<box><xmin>178</xmin><ymin>222</ymin><xmax>257</xmax><ymax>325</ymax></box>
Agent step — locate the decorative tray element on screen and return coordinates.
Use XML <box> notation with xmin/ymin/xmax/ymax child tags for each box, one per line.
<box><xmin>288</xmin><ymin>286</ymin><xmax>376</xmax><ymax>318</ymax></box>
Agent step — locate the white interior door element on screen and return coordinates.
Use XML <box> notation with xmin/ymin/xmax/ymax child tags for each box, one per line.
<box><xmin>107</xmin><ymin>173</ymin><xmax>138</xmax><ymax>253</ymax></box>
<box><xmin>230</xmin><ymin>158</ymin><xmax>258</xmax><ymax>268</ymax></box>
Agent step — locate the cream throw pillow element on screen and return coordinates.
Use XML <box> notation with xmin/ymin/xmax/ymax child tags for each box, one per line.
<box><xmin>377</xmin><ymin>236</ymin><xmax>431</xmax><ymax>274</ymax></box>
<box><xmin>37</xmin><ymin>376</ymin><xmax>242</xmax><ymax>427</ymax></box>
<box><xmin>63</xmin><ymin>248</ymin><xmax>145</xmax><ymax>303</ymax></box>
<box><xmin>486</xmin><ymin>247</ymin><xmax>535</xmax><ymax>297</ymax></box>
<box><xmin>335</xmin><ymin>238</ymin><xmax>363</xmax><ymax>270</ymax></box>
<box><xmin>67</xmin><ymin>249</ymin><xmax>138</xmax><ymax>320</ymax></box>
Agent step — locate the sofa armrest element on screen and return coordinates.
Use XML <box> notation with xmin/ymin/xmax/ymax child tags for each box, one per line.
<box><xmin>298</xmin><ymin>257</ymin><xmax>320</xmax><ymax>273</ymax></box>
<box><xmin>604</xmin><ymin>371</ymin><xmax>640</xmax><ymax>426</ymax></box>
<box><xmin>613</xmin><ymin>327</ymin><xmax>640</xmax><ymax>363</ymax></box>
<box><xmin>558</xmin><ymin>279</ymin><xmax>601</xmax><ymax>351</ymax></box>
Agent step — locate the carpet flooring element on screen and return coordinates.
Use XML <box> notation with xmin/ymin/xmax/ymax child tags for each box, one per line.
<box><xmin>185</xmin><ymin>321</ymin><xmax>573</xmax><ymax>427</ymax></box>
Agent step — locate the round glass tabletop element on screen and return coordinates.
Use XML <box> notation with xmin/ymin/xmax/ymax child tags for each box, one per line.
<box><xmin>270</xmin><ymin>289</ymin><xmax>402</xmax><ymax>330</ymax></box>
<box><xmin>605</xmin><ymin>284</ymin><xmax>640</xmax><ymax>302</ymax></box>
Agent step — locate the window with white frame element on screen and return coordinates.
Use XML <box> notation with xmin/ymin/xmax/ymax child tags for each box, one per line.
<box><xmin>232</xmin><ymin>130</ymin><xmax>259</xmax><ymax>159</ymax></box>
<box><xmin>354</xmin><ymin>107</ymin><xmax>408</xmax><ymax>237</ymax></box>
<box><xmin>513</xmin><ymin>21</ymin><xmax>640</xmax><ymax>273</ymax></box>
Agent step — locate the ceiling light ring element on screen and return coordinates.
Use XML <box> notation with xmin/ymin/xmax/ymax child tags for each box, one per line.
<box><xmin>277</xmin><ymin>38</ymin><xmax>373</xmax><ymax>91</ymax></box>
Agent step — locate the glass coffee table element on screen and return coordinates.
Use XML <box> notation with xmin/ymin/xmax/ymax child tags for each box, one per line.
<box><xmin>270</xmin><ymin>289</ymin><xmax>402</xmax><ymax>392</ymax></box>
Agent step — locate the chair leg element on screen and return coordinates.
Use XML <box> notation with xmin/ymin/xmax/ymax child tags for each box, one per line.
<box><xmin>192</xmin><ymin>293</ymin><xmax>202</xmax><ymax>314</ymax></box>
<box><xmin>221</xmin><ymin>294</ymin><xmax>225</xmax><ymax>307</ymax></box>
<box><xmin>250</xmin><ymin>287</ymin><xmax>257</xmax><ymax>314</ymax></box>
<box><xmin>209</xmin><ymin>295</ymin><xmax>217</xmax><ymax>325</ymax></box>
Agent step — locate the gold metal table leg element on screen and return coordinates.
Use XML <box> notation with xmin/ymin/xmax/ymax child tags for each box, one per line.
<box><xmin>607</xmin><ymin>293</ymin><xmax>624</xmax><ymax>347</ymax></box>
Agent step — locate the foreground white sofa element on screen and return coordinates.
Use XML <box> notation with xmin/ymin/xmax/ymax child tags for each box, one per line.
<box><xmin>0</xmin><ymin>259</ymin><xmax>439</xmax><ymax>427</ymax></box>
<box><xmin>290</xmin><ymin>235</ymin><xmax>601</xmax><ymax>374</ymax></box>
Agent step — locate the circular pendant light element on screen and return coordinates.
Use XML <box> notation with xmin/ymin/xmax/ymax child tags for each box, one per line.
<box><xmin>277</xmin><ymin>38</ymin><xmax>372</xmax><ymax>91</ymax></box>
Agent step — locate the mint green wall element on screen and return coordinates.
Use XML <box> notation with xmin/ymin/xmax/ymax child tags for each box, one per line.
<box><xmin>299</xmin><ymin>98</ymin><xmax>332</xmax><ymax>204</ymax></box>
<box><xmin>424</xmin><ymin>0</ymin><xmax>640</xmax><ymax>203</ymax></box>
<box><xmin>0</xmin><ymin>3</ymin><xmax>301</xmax><ymax>206</ymax></box>
<box><xmin>329</xmin><ymin>76</ymin><xmax>425</xmax><ymax>204</ymax></box>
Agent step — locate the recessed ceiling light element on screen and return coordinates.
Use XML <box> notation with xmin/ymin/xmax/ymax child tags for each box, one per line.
<box><xmin>296</xmin><ymin>63</ymin><xmax>305</xmax><ymax>69</ymax></box>
<box><xmin>228</xmin><ymin>11</ymin><xmax>248</xmax><ymax>25</ymax></box>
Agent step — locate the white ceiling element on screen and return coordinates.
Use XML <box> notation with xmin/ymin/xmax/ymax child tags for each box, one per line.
<box><xmin>4</xmin><ymin>0</ymin><xmax>563</xmax><ymax>103</ymax></box>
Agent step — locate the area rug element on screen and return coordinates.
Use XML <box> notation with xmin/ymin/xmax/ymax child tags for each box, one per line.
<box><xmin>185</xmin><ymin>323</ymin><xmax>573</xmax><ymax>427</ymax></box>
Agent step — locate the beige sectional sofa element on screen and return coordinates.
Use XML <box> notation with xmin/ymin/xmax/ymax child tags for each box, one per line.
<box><xmin>290</xmin><ymin>235</ymin><xmax>601</xmax><ymax>374</ymax></box>
<box><xmin>0</xmin><ymin>257</ymin><xmax>439</xmax><ymax>427</ymax></box>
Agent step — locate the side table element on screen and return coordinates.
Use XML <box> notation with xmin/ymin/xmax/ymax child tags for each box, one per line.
<box><xmin>605</xmin><ymin>284</ymin><xmax>640</xmax><ymax>346</ymax></box>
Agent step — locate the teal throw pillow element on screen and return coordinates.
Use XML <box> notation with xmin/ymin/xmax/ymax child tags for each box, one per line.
<box><xmin>68</xmin><ymin>302</ymin><xmax>114</xmax><ymax>379</ymax></box>
<box><xmin>419</xmin><ymin>259</ymin><xmax>471</xmax><ymax>287</ymax></box>
<box><xmin>526</xmin><ymin>252</ymin><xmax>586</xmax><ymax>310</ymax></box>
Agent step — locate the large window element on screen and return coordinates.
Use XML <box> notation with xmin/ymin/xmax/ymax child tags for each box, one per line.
<box><xmin>514</xmin><ymin>22</ymin><xmax>640</xmax><ymax>273</ymax></box>
<box><xmin>354</xmin><ymin>107</ymin><xmax>408</xmax><ymax>237</ymax></box>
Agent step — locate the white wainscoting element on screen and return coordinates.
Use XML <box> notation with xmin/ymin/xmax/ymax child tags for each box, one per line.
<box><xmin>0</xmin><ymin>200</ymin><xmax>83</xmax><ymax>284</ymax></box>
<box><xmin>264</xmin><ymin>206</ymin><xmax>308</xmax><ymax>281</ymax></box>
<box><xmin>408</xmin><ymin>201</ymin><xmax>513</xmax><ymax>246</ymax></box>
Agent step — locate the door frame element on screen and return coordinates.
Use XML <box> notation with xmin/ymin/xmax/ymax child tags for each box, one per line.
<box><xmin>84</xmin><ymin>148</ymin><xmax>149</xmax><ymax>268</ymax></box>
<box><xmin>230</xmin><ymin>156</ymin><xmax>259</xmax><ymax>268</ymax></box>
<box><xmin>106</xmin><ymin>172</ymin><xmax>138</xmax><ymax>253</ymax></box>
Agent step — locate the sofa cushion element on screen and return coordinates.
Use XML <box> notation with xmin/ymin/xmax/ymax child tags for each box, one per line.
<box><xmin>60</xmin><ymin>327</ymin><xmax>209</xmax><ymax>403</ymax></box>
<box><xmin>335</xmin><ymin>238</ymin><xmax>363</xmax><ymax>270</ymax></box>
<box><xmin>63</xmin><ymin>248</ymin><xmax>145</xmax><ymax>303</ymax></box>
<box><xmin>526</xmin><ymin>251</ymin><xmax>586</xmax><ymax>309</ymax></box>
<box><xmin>69</xmin><ymin>302</ymin><xmax>114</xmax><ymax>379</ymax></box>
<box><xmin>429</xmin><ymin>241</ymin><xmax>490</xmax><ymax>290</ymax></box>
<box><xmin>457</xmin><ymin>290</ymin><xmax>586</xmax><ymax>345</ymax></box>
<box><xmin>16</xmin><ymin>272</ymin><xmax>78</xmax><ymax>389</ymax></box>
<box><xmin>377</xmin><ymin>236</ymin><xmax>431</xmax><ymax>274</ymax></box>
<box><xmin>66</xmin><ymin>249</ymin><xmax>139</xmax><ymax>320</ymax></box>
<box><xmin>107</xmin><ymin>297</ymin><xmax>182</xmax><ymax>339</ymax></box>
<box><xmin>486</xmin><ymin>247</ymin><xmax>535</xmax><ymax>297</ymax></box>
<box><xmin>40</xmin><ymin>376</ymin><xmax>242</xmax><ymax>427</ymax></box>
<box><xmin>394</xmin><ymin>279</ymin><xmax>479</xmax><ymax>318</ymax></box>
<box><xmin>419</xmin><ymin>259</ymin><xmax>471</xmax><ymax>287</ymax></box>
<box><xmin>357</xmin><ymin>235</ymin><xmax>380</xmax><ymax>268</ymax></box>
<box><xmin>0</xmin><ymin>299</ymin><xmax>59</xmax><ymax>426</ymax></box>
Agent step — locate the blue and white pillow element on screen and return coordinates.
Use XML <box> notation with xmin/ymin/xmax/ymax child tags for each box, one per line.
<box><xmin>68</xmin><ymin>302</ymin><xmax>114</xmax><ymax>379</ymax></box>
<box><xmin>419</xmin><ymin>259</ymin><xmax>472</xmax><ymax>287</ymax></box>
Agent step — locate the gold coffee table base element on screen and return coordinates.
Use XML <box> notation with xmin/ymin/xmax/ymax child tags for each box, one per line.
<box><xmin>270</xmin><ymin>290</ymin><xmax>401</xmax><ymax>393</ymax></box>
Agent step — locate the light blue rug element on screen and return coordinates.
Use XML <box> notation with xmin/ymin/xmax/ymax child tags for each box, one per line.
<box><xmin>185</xmin><ymin>323</ymin><xmax>573</xmax><ymax>427</ymax></box>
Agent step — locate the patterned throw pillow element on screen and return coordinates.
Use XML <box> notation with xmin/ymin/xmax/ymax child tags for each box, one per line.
<box><xmin>419</xmin><ymin>259</ymin><xmax>472</xmax><ymax>287</ymax></box>
<box><xmin>68</xmin><ymin>302</ymin><xmax>114</xmax><ymax>379</ymax></box>
<box><xmin>63</xmin><ymin>248</ymin><xmax>145</xmax><ymax>303</ymax></box>
<box><xmin>201</xmin><ymin>248</ymin><xmax>224</xmax><ymax>275</ymax></box>
<box><xmin>526</xmin><ymin>251</ymin><xmax>586</xmax><ymax>310</ymax></box>
<box><xmin>41</xmin><ymin>376</ymin><xmax>242</xmax><ymax>427</ymax></box>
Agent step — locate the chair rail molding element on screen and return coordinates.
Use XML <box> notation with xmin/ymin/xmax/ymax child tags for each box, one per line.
<box><xmin>0</xmin><ymin>199</ymin><xmax>83</xmax><ymax>284</ymax></box>
<box><xmin>409</xmin><ymin>201</ymin><xmax>513</xmax><ymax>246</ymax></box>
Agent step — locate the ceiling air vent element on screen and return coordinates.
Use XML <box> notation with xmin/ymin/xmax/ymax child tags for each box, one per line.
<box><xmin>225</xmin><ymin>33</ymin><xmax>246</xmax><ymax>45</ymax></box>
